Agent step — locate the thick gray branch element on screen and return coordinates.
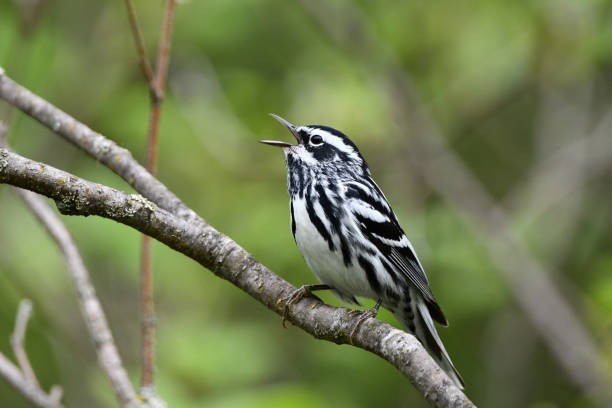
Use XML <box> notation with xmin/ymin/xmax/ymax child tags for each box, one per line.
<box><xmin>0</xmin><ymin>148</ymin><xmax>475</xmax><ymax>408</ymax></box>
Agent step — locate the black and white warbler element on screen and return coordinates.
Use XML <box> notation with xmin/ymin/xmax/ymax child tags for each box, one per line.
<box><xmin>261</xmin><ymin>114</ymin><xmax>464</xmax><ymax>389</ymax></box>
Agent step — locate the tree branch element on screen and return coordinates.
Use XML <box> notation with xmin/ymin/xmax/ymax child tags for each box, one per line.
<box><xmin>0</xmin><ymin>299</ymin><xmax>64</xmax><ymax>408</ymax></box>
<box><xmin>123</xmin><ymin>0</ymin><xmax>156</xmax><ymax>94</ymax></box>
<box><xmin>0</xmin><ymin>68</ymin><xmax>200</xmax><ymax>225</ymax></box>
<box><xmin>0</xmin><ymin>147</ymin><xmax>475</xmax><ymax>408</ymax></box>
<box><xmin>10</xmin><ymin>299</ymin><xmax>40</xmax><ymax>388</ymax></box>
<box><xmin>1</xmin><ymin>119</ymin><xmax>140</xmax><ymax>406</ymax></box>
<box><xmin>14</xmin><ymin>187</ymin><xmax>140</xmax><ymax>407</ymax></box>
<box><xmin>123</xmin><ymin>0</ymin><xmax>178</xmax><ymax>388</ymax></box>
<box><xmin>139</xmin><ymin>0</ymin><xmax>176</xmax><ymax>388</ymax></box>
<box><xmin>152</xmin><ymin>0</ymin><xmax>176</xmax><ymax>104</ymax></box>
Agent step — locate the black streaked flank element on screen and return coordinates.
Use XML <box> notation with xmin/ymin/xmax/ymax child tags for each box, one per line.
<box><xmin>358</xmin><ymin>255</ymin><xmax>381</xmax><ymax>294</ymax></box>
<box><xmin>315</xmin><ymin>183</ymin><xmax>352</xmax><ymax>266</ymax></box>
<box><xmin>290</xmin><ymin>201</ymin><xmax>296</xmax><ymax>238</ymax></box>
<box><xmin>384</xmin><ymin>287</ymin><xmax>400</xmax><ymax>305</ymax></box>
<box><xmin>305</xmin><ymin>194</ymin><xmax>335</xmax><ymax>251</ymax></box>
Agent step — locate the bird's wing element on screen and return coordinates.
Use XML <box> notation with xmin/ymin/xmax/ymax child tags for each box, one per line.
<box><xmin>344</xmin><ymin>179</ymin><xmax>447</xmax><ymax>325</ymax></box>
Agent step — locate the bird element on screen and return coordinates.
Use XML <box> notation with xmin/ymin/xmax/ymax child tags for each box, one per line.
<box><xmin>260</xmin><ymin>114</ymin><xmax>464</xmax><ymax>389</ymax></box>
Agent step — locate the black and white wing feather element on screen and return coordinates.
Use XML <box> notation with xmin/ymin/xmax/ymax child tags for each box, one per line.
<box><xmin>344</xmin><ymin>179</ymin><xmax>447</xmax><ymax>326</ymax></box>
<box><xmin>343</xmin><ymin>177</ymin><xmax>464</xmax><ymax>387</ymax></box>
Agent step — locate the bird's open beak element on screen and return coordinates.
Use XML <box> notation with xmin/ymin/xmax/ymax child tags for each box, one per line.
<box><xmin>260</xmin><ymin>114</ymin><xmax>301</xmax><ymax>148</ymax></box>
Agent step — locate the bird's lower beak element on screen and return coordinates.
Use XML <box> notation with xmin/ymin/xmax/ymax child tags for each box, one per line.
<box><xmin>259</xmin><ymin>139</ymin><xmax>293</xmax><ymax>148</ymax></box>
<box><xmin>259</xmin><ymin>114</ymin><xmax>302</xmax><ymax>148</ymax></box>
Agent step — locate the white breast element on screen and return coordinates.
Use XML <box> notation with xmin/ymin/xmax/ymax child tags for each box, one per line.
<box><xmin>291</xmin><ymin>196</ymin><xmax>378</xmax><ymax>301</ymax></box>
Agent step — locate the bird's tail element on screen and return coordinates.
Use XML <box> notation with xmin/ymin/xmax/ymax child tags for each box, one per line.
<box><xmin>393</xmin><ymin>288</ymin><xmax>464</xmax><ymax>389</ymax></box>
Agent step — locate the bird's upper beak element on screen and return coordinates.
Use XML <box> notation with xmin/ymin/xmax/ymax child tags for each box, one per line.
<box><xmin>260</xmin><ymin>114</ymin><xmax>302</xmax><ymax>148</ymax></box>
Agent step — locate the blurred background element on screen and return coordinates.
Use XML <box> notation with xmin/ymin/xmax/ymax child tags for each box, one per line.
<box><xmin>1</xmin><ymin>0</ymin><xmax>612</xmax><ymax>407</ymax></box>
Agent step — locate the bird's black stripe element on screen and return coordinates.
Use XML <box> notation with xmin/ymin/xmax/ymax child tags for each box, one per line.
<box><xmin>355</xmin><ymin>213</ymin><xmax>427</xmax><ymax>291</ymax></box>
<box><xmin>354</xmin><ymin>213</ymin><xmax>405</xmax><ymax>242</ymax></box>
<box><xmin>384</xmin><ymin>287</ymin><xmax>400</xmax><ymax>307</ymax></box>
<box><xmin>345</xmin><ymin>183</ymin><xmax>389</xmax><ymax>216</ymax></box>
<box><xmin>357</xmin><ymin>217</ymin><xmax>440</xmax><ymax>318</ymax></box>
<box><xmin>357</xmin><ymin>255</ymin><xmax>381</xmax><ymax>294</ymax></box>
<box><xmin>316</xmin><ymin>183</ymin><xmax>352</xmax><ymax>266</ymax></box>
<box><xmin>359</xmin><ymin>224</ymin><xmax>392</xmax><ymax>257</ymax></box>
<box><xmin>380</xmin><ymin>256</ymin><xmax>403</xmax><ymax>287</ymax></box>
<box><xmin>290</xmin><ymin>201</ymin><xmax>296</xmax><ymax>238</ymax></box>
<box><xmin>305</xmin><ymin>194</ymin><xmax>335</xmax><ymax>251</ymax></box>
<box><xmin>363</xmin><ymin>177</ymin><xmax>389</xmax><ymax>205</ymax></box>
<box><xmin>287</xmin><ymin>156</ymin><xmax>307</xmax><ymax>198</ymax></box>
<box><xmin>297</xmin><ymin>166</ymin><xmax>306</xmax><ymax>198</ymax></box>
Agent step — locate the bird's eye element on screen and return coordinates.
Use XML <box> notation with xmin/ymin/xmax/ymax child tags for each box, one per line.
<box><xmin>310</xmin><ymin>135</ymin><xmax>323</xmax><ymax>145</ymax></box>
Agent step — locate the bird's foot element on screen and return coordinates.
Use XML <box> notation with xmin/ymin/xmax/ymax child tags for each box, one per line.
<box><xmin>348</xmin><ymin>299</ymin><xmax>383</xmax><ymax>344</ymax></box>
<box><xmin>277</xmin><ymin>284</ymin><xmax>331</xmax><ymax>328</ymax></box>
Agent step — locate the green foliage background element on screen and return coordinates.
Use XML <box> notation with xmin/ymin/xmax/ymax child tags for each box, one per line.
<box><xmin>1</xmin><ymin>0</ymin><xmax>612</xmax><ymax>407</ymax></box>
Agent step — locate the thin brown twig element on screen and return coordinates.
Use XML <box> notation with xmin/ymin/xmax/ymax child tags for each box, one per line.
<box><xmin>152</xmin><ymin>0</ymin><xmax>176</xmax><ymax>104</ymax></box>
<box><xmin>123</xmin><ymin>0</ymin><xmax>156</xmax><ymax>93</ymax></box>
<box><xmin>128</xmin><ymin>0</ymin><xmax>177</xmax><ymax>389</ymax></box>
<box><xmin>145</xmin><ymin>0</ymin><xmax>177</xmax><ymax>173</ymax></box>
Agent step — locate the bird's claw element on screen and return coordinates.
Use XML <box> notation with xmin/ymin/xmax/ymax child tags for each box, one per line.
<box><xmin>348</xmin><ymin>299</ymin><xmax>382</xmax><ymax>345</ymax></box>
<box><xmin>277</xmin><ymin>284</ymin><xmax>332</xmax><ymax>328</ymax></box>
<box><xmin>277</xmin><ymin>286</ymin><xmax>311</xmax><ymax>328</ymax></box>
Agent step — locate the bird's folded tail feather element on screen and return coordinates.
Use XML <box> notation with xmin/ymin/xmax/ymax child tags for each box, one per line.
<box><xmin>394</xmin><ymin>288</ymin><xmax>464</xmax><ymax>390</ymax></box>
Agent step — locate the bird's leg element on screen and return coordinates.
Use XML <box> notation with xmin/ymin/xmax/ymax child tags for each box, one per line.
<box><xmin>277</xmin><ymin>284</ymin><xmax>332</xmax><ymax>328</ymax></box>
<box><xmin>349</xmin><ymin>298</ymin><xmax>383</xmax><ymax>344</ymax></box>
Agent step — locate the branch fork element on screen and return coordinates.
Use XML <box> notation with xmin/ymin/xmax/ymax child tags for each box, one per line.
<box><xmin>0</xmin><ymin>300</ymin><xmax>64</xmax><ymax>408</ymax></box>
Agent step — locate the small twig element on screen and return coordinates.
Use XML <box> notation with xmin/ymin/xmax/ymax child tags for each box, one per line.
<box><xmin>144</xmin><ymin>0</ymin><xmax>177</xmax><ymax>174</ymax></box>
<box><xmin>123</xmin><ymin>0</ymin><xmax>156</xmax><ymax>95</ymax></box>
<box><xmin>15</xmin><ymin>187</ymin><xmax>139</xmax><ymax>407</ymax></box>
<box><xmin>10</xmin><ymin>299</ymin><xmax>39</xmax><ymax>388</ymax></box>
<box><xmin>152</xmin><ymin>0</ymin><xmax>176</xmax><ymax>104</ymax></box>
<box><xmin>139</xmin><ymin>233</ymin><xmax>156</xmax><ymax>388</ymax></box>
<box><xmin>0</xmin><ymin>300</ymin><xmax>64</xmax><ymax>408</ymax></box>
<box><xmin>136</xmin><ymin>0</ymin><xmax>177</xmax><ymax>389</ymax></box>
<box><xmin>1</xmin><ymin>119</ymin><xmax>138</xmax><ymax>406</ymax></box>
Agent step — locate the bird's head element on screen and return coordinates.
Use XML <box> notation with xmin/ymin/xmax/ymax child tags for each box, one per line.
<box><xmin>261</xmin><ymin>114</ymin><xmax>368</xmax><ymax>173</ymax></box>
